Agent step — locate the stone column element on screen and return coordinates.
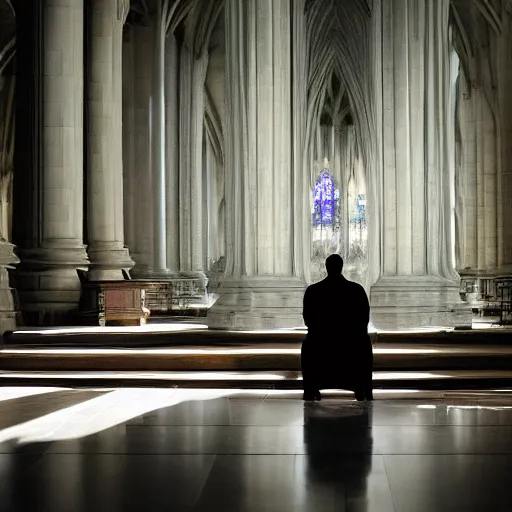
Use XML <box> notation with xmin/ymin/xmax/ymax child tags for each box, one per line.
<box><xmin>129</xmin><ymin>24</ymin><xmax>153</xmax><ymax>276</ymax></box>
<box><xmin>370</xmin><ymin>0</ymin><xmax>471</xmax><ymax>329</ymax></box>
<box><xmin>87</xmin><ymin>0</ymin><xmax>133</xmax><ymax>280</ymax></box>
<box><xmin>208</xmin><ymin>0</ymin><xmax>306</xmax><ymax>330</ymax></box>
<box><xmin>150</xmin><ymin>1</ymin><xmax>168</xmax><ymax>275</ymax></box>
<box><xmin>14</xmin><ymin>0</ymin><xmax>89</xmax><ymax>325</ymax></box>
<box><xmin>122</xmin><ymin>24</ymin><xmax>137</xmax><ymax>263</ymax></box>
<box><xmin>178</xmin><ymin>44</ymin><xmax>209</xmax><ymax>273</ymax></box>
<box><xmin>496</xmin><ymin>12</ymin><xmax>512</xmax><ymax>272</ymax></box>
<box><xmin>455</xmin><ymin>69</ymin><xmax>497</xmax><ymax>273</ymax></box>
<box><xmin>292</xmin><ymin>0</ymin><xmax>310</xmax><ymax>284</ymax></box>
<box><xmin>165</xmin><ymin>33</ymin><xmax>180</xmax><ymax>272</ymax></box>
<box><xmin>0</xmin><ymin>4</ymin><xmax>19</xmax><ymax>333</ymax></box>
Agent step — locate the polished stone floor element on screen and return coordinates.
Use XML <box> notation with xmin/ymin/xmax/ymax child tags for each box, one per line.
<box><xmin>1</xmin><ymin>387</ymin><xmax>512</xmax><ymax>511</ymax></box>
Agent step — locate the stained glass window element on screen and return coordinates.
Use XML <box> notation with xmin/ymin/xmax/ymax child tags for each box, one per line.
<box><xmin>348</xmin><ymin>192</ymin><xmax>367</xmax><ymax>264</ymax></box>
<box><xmin>351</xmin><ymin>194</ymin><xmax>366</xmax><ymax>224</ymax></box>
<box><xmin>312</xmin><ymin>170</ymin><xmax>339</xmax><ymax>229</ymax></box>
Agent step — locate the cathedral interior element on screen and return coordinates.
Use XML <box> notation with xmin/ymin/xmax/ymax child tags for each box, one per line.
<box><xmin>3</xmin><ymin>1</ymin><xmax>512</xmax><ymax>510</ymax></box>
<box><xmin>2</xmin><ymin>0</ymin><xmax>512</xmax><ymax>333</ymax></box>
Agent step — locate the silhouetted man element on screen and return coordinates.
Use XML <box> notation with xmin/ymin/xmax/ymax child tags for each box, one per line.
<box><xmin>301</xmin><ymin>254</ymin><xmax>373</xmax><ymax>401</ymax></box>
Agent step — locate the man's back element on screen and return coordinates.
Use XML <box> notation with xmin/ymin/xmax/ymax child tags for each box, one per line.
<box><xmin>303</xmin><ymin>275</ymin><xmax>369</xmax><ymax>338</ymax></box>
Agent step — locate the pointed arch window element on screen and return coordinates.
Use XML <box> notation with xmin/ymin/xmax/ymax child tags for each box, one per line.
<box><xmin>313</xmin><ymin>170</ymin><xmax>339</xmax><ymax>229</ymax></box>
<box><xmin>351</xmin><ymin>194</ymin><xmax>366</xmax><ymax>225</ymax></box>
<box><xmin>312</xmin><ymin>169</ymin><xmax>340</xmax><ymax>244</ymax></box>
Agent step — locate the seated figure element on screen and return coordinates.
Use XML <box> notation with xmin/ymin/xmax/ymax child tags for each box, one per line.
<box><xmin>301</xmin><ymin>254</ymin><xmax>373</xmax><ymax>402</ymax></box>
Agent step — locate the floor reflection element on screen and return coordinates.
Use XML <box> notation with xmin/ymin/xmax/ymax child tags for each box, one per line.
<box><xmin>3</xmin><ymin>389</ymin><xmax>512</xmax><ymax>511</ymax></box>
<box><xmin>304</xmin><ymin>403</ymin><xmax>373</xmax><ymax>507</ymax></box>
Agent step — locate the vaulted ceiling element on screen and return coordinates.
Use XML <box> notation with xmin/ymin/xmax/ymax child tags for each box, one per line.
<box><xmin>0</xmin><ymin>0</ymin><xmax>15</xmax><ymax>75</ymax></box>
<box><xmin>306</xmin><ymin>0</ymin><xmax>373</xmax><ymax>127</ymax></box>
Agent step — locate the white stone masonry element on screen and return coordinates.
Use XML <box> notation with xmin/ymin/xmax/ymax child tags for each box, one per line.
<box><xmin>208</xmin><ymin>0</ymin><xmax>306</xmax><ymax>330</ymax></box>
<box><xmin>370</xmin><ymin>0</ymin><xmax>471</xmax><ymax>329</ymax></box>
<box><xmin>15</xmin><ymin>0</ymin><xmax>89</xmax><ymax>325</ymax></box>
<box><xmin>87</xmin><ymin>0</ymin><xmax>133</xmax><ymax>280</ymax></box>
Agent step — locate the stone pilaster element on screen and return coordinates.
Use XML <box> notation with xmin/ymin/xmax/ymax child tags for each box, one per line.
<box><xmin>14</xmin><ymin>0</ymin><xmax>89</xmax><ymax>326</ymax></box>
<box><xmin>150</xmin><ymin>1</ymin><xmax>168</xmax><ymax>275</ymax></box>
<box><xmin>370</xmin><ymin>0</ymin><xmax>471</xmax><ymax>329</ymax></box>
<box><xmin>0</xmin><ymin>242</ymin><xmax>19</xmax><ymax>332</ymax></box>
<box><xmin>122</xmin><ymin>23</ymin><xmax>137</xmax><ymax>267</ymax></box>
<box><xmin>165</xmin><ymin>33</ymin><xmax>180</xmax><ymax>273</ymax></box>
<box><xmin>208</xmin><ymin>0</ymin><xmax>306</xmax><ymax>330</ymax></box>
<box><xmin>178</xmin><ymin>44</ymin><xmax>209</xmax><ymax>274</ymax></box>
<box><xmin>0</xmin><ymin>3</ymin><xmax>19</xmax><ymax>332</ymax></box>
<box><xmin>455</xmin><ymin>70</ymin><xmax>497</xmax><ymax>274</ymax></box>
<box><xmin>87</xmin><ymin>0</ymin><xmax>133</xmax><ymax>280</ymax></box>
<box><xmin>128</xmin><ymin>23</ymin><xmax>153</xmax><ymax>276</ymax></box>
<box><xmin>497</xmin><ymin>11</ymin><xmax>512</xmax><ymax>272</ymax></box>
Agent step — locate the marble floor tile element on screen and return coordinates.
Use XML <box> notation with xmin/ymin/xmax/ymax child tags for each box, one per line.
<box><xmin>0</xmin><ymin>390</ymin><xmax>107</xmax><ymax>431</ymax></box>
<box><xmin>3</xmin><ymin>453</ymin><xmax>216</xmax><ymax>512</ymax></box>
<box><xmin>373</xmin><ymin>425</ymin><xmax>512</xmax><ymax>454</ymax></box>
<box><xmin>384</xmin><ymin>454</ymin><xmax>512</xmax><ymax>512</ymax></box>
<box><xmin>195</xmin><ymin>454</ymin><xmax>346</xmax><ymax>512</ymax></box>
<box><xmin>48</xmin><ymin>425</ymin><xmax>308</xmax><ymax>455</ymax></box>
<box><xmin>128</xmin><ymin>397</ymin><xmax>265</xmax><ymax>426</ymax></box>
<box><xmin>195</xmin><ymin>454</ymin><xmax>395</xmax><ymax>512</ymax></box>
<box><xmin>445</xmin><ymin>406</ymin><xmax>512</xmax><ymax>426</ymax></box>
<box><xmin>369</xmin><ymin>403</ymin><xmax>439</xmax><ymax>426</ymax></box>
<box><xmin>243</xmin><ymin>398</ymin><xmax>306</xmax><ymax>425</ymax></box>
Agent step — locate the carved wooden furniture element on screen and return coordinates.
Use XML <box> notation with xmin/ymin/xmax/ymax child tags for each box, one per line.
<box><xmin>496</xmin><ymin>276</ymin><xmax>512</xmax><ymax>325</ymax></box>
<box><xmin>125</xmin><ymin>274</ymin><xmax>208</xmax><ymax>317</ymax></box>
<box><xmin>77</xmin><ymin>268</ymin><xmax>212</xmax><ymax>323</ymax></box>
<box><xmin>79</xmin><ymin>280</ymin><xmax>150</xmax><ymax>327</ymax></box>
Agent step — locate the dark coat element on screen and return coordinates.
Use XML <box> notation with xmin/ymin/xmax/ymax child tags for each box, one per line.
<box><xmin>301</xmin><ymin>275</ymin><xmax>372</xmax><ymax>392</ymax></box>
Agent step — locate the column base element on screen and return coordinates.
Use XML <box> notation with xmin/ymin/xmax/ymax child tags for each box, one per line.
<box><xmin>87</xmin><ymin>241</ymin><xmax>134</xmax><ymax>280</ymax></box>
<box><xmin>370</xmin><ymin>275</ymin><xmax>472</xmax><ymax>330</ymax></box>
<box><xmin>15</xmin><ymin>245</ymin><xmax>89</xmax><ymax>327</ymax></box>
<box><xmin>0</xmin><ymin>241</ymin><xmax>20</xmax><ymax>334</ymax></box>
<box><xmin>207</xmin><ymin>276</ymin><xmax>306</xmax><ymax>330</ymax></box>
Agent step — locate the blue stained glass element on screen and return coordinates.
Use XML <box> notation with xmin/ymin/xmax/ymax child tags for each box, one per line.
<box><xmin>351</xmin><ymin>194</ymin><xmax>366</xmax><ymax>223</ymax></box>
<box><xmin>313</xmin><ymin>170</ymin><xmax>339</xmax><ymax>228</ymax></box>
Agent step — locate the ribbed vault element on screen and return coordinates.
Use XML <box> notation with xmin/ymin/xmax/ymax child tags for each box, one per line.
<box><xmin>0</xmin><ymin>0</ymin><xmax>15</xmax><ymax>75</ymax></box>
<box><xmin>305</xmin><ymin>0</ymin><xmax>375</xmax><ymax>168</ymax></box>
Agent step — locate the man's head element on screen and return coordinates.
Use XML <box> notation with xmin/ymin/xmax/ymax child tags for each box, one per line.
<box><xmin>325</xmin><ymin>254</ymin><xmax>343</xmax><ymax>276</ymax></box>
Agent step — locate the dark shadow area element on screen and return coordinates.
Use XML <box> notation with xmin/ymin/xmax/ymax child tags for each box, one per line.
<box><xmin>304</xmin><ymin>403</ymin><xmax>373</xmax><ymax>507</ymax></box>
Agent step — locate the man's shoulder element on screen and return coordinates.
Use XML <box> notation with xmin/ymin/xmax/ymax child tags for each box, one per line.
<box><xmin>305</xmin><ymin>281</ymin><xmax>323</xmax><ymax>294</ymax></box>
<box><xmin>343</xmin><ymin>279</ymin><xmax>367</xmax><ymax>296</ymax></box>
<box><xmin>345</xmin><ymin>279</ymin><xmax>364</xmax><ymax>290</ymax></box>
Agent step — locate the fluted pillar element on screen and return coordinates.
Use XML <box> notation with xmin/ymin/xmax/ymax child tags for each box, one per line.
<box><xmin>0</xmin><ymin>4</ymin><xmax>18</xmax><ymax>332</ymax></box>
<box><xmin>122</xmin><ymin>24</ymin><xmax>137</xmax><ymax>264</ymax></box>
<box><xmin>150</xmin><ymin>1</ymin><xmax>168</xmax><ymax>275</ymax></box>
<box><xmin>455</xmin><ymin>69</ymin><xmax>497</xmax><ymax>273</ymax></box>
<box><xmin>496</xmin><ymin>13</ymin><xmax>512</xmax><ymax>272</ymax></box>
<box><xmin>165</xmin><ymin>33</ymin><xmax>180</xmax><ymax>272</ymax></box>
<box><xmin>14</xmin><ymin>0</ymin><xmax>89</xmax><ymax>325</ymax></box>
<box><xmin>178</xmin><ymin>45</ymin><xmax>209</xmax><ymax>274</ymax></box>
<box><xmin>208</xmin><ymin>0</ymin><xmax>306</xmax><ymax>330</ymax></box>
<box><xmin>128</xmin><ymin>24</ymin><xmax>153</xmax><ymax>276</ymax></box>
<box><xmin>370</xmin><ymin>0</ymin><xmax>471</xmax><ymax>329</ymax></box>
<box><xmin>87</xmin><ymin>0</ymin><xmax>133</xmax><ymax>280</ymax></box>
